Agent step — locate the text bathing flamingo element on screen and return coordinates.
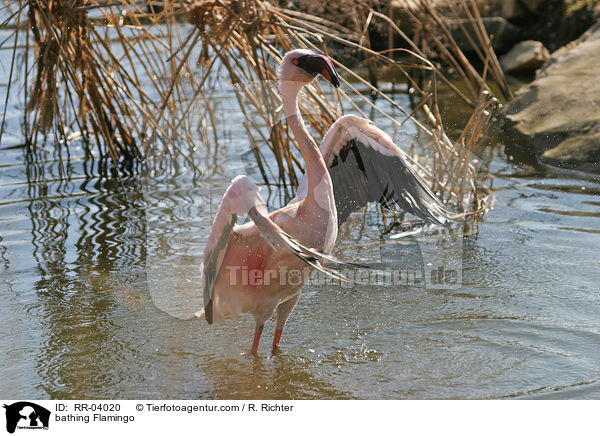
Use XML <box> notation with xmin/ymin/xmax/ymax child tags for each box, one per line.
<box><xmin>197</xmin><ymin>49</ymin><xmax>453</xmax><ymax>354</ymax></box>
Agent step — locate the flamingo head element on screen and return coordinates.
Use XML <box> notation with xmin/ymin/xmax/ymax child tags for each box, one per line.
<box><xmin>279</xmin><ymin>49</ymin><xmax>340</xmax><ymax>88</ymax></box>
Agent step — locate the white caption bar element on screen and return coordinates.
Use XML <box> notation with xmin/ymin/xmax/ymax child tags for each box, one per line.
<box><xmin>0</xmin><ymin>400</ymin><xmax>597</xmax><ymax>435</ymax></box>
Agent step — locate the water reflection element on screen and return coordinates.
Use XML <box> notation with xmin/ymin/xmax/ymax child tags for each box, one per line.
<box><xmin>196</xmin><ymin>353</ymin><xmax>353</xmax><ymax>399</ymax></box>
<box><xmin>1</xmin><ymin>138</ymin><xmax>599</xmax><ymax>399</ymax></box>
<box><xmin>1</xmin><ymin>71</ymin><xmax>600</xmax><ymax>399</ymax></box>
<box><xmin>143</xmin><ymin>175</ymin><xmax>209</xmax><ymax>320</ymax></box>
<box><xmin>17</xmin><ymin>144</ymin><xmax>146</xmax><ymax>398</ymax></box>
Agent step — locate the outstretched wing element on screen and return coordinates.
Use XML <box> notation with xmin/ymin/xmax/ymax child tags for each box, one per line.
<box><xmin>319</xmin><ymin>114</ymin><xmax>454</xmax><ymax>226</ymax></box>
<box><xmin>201</xmin><ymin>212</ymin><xmax>237</xmax><ymax>325</ymax></box>
<box><xmin>201</xmin><ymin>175</ymin><xmax>363</xmax><ymax>324</ymax></box>
<box><xmin>248</xmin><ymin>205</ymin><xmax>362</xmax><ymax>281</ymax></box>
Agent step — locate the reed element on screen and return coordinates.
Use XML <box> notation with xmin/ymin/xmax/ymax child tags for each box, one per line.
<box><xmin>0</xmin><ymin>0</ymin><xmax>503</xmax><ymax>216</ymax></box>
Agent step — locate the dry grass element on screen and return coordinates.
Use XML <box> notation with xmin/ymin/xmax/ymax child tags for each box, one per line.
<box><xmin>0</xmin><ymin>0</ymin><xmax>504</xmax><ymax>216</ymax></box>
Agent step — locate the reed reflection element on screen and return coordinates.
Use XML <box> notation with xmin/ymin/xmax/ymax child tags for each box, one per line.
<box><xmin>24</xmin><ymin>144</ymin><xmax>148</xmax><ymax>397</ymax></box>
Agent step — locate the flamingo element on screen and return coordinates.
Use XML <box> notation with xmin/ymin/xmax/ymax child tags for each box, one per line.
<box><xmin>197</xmin><ymin>49</ymin><xmax>453</xmax><ymax>354</ymax></box>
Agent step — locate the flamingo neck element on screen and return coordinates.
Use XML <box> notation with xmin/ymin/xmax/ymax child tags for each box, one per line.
<box><xmin>280</xmin><ymin>80</ymin><xmax>331</xmax><ymax>203</ymax></box>
<box><xmin>281</xmin><ymin>80</ymin><xmax>303</xmax><ymax>119</ymax></box>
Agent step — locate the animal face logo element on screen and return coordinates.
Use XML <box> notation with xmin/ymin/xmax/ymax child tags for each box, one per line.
<box><xmin>3</xmin><ymin>402</ymin><xmax>50</xmax><ymax>434</ymax></box>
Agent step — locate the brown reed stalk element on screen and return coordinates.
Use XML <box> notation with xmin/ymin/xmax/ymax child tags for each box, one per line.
<box><xmin>1</xmin><ymin>0</ymin><xmax>500</xmax><ymax>217</ymax></box>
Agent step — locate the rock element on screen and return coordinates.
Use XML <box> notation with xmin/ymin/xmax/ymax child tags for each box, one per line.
<box><xmin>444</xmin><ymin>17</ymin><xmax>522</xmax><ymax>53</ymax></box>
<box><xmin>500</xmin><ymin>40</ymin><xmax>550</xmax><ymax>73</ymax></box>
<box><xmin>472</xmin><ymin>0</ymin><xmax>531</xmax><ymax>21</ymax></box>
<box><xmin>503</xmin><ymin>21</ymin><xmax>600</xmax><ymax>172</ymax></box>
<box><xmin>388</xmin><ymin>1</ymin><xmax>527</xmax><ymax>39</ymax></box>
<box><xmin>521</xmin><ymin>0</ymin><xmax>544</xmax><ymax>13</ymax></box>
<box><xmin>500</xmin><ymin>0</ymin><xmax>528</xmax><ymax>21</ymax></box>
<box><xmin>541</xmin><ymin>132</ymin><xmax>600</xmax><ymax>172</ymax></box>
<box><xmin>388</xmin><ymin>0</ymin><xmax>420</xmax><ymax>37</ymax></box>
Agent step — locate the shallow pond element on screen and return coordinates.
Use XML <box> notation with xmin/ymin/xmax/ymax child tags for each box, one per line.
<box><xmin>1</xmin><ymin>32</ymin><xmax>600</xmax><ymax>399</ymax></box>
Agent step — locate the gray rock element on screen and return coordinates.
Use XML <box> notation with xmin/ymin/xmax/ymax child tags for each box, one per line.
<box><xmin>500</xmin><ymin>0</ymin><xmax>528</xmax><ymax>21</ymax></box>
<box><xmin>389</xmin><ymin>0</ymin><xmax>420</xmax><ymax>36</ymax></box>
<box><xmin>388</xmin><ymin>1</ymin><xmax>527</xmax><ymax>42</ymax></box>
<box><xmin>541</xmin><ymin>131</ymin><xmax>600</xmax><ymax>173</ymax></box>
<box><xmin>520</xmin><ymin>0</ymin><xmax>544</xmax><ymax>13</ymax></box>
<box><xmin>500</xmin><ymin>40</ymin><xmax>550</xmax><ymax>74</ymax></box>
<box><xmin>444</xmin><ymin>16</ymin><xmax>522</xmax><ymax>53</ymax></box>
<box><xmin>503</xmin><ymin>21</ymin><xmax>600</xmax><ymax>172</ymax></box>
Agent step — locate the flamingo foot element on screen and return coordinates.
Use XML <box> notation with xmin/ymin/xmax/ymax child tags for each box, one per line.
<box><xmin>271</xmin><ymin>328</ymin><xmax>283</xmax><ymax>354</ymax></box>
<box><xmin>250</xmin><ymin>325</ymin><xmax>263</xmax><ymax>355</ymax></box>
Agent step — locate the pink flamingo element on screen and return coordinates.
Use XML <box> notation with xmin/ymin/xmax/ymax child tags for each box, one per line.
<box><xmin>197</xmin><ymin>49</ymin><xmax>452</xmax><ymax>354</ymax></box>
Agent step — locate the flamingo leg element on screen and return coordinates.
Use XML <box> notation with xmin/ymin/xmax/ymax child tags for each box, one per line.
<box><xmin>272</xmin><ymin>294</ymin><xmax>300</xmax><ymax>353</ymax></box>
<box><xmin>250</xmin><ymin>324</ymin><xmax>264</xmax><ymax>354</ymax></box>
<box><xmin>272</xmin><ymin>328</ymin><xmax>283</xmax><ymax>350</ymax></box>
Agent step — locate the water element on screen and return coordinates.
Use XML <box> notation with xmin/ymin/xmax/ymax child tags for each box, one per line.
<box><xmin>1</xmin><ymin>37</ymin><xmax>600</xmax><ymax>400</ymax></box>
<box><xmin>2</xmin><ymin>123</ymin><xmax>599</xmax><ymax>400</ymax></box>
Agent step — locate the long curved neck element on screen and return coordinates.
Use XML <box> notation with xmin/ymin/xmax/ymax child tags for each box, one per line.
<box><xmin>280</xmin><ymin>80</ymin><xmax>331</xmax><ymax>202</ymax></box>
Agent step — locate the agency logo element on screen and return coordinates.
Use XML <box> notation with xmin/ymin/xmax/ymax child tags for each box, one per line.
<box><xmin>3</xmin><ymin>402</ymin><xmax>50</xmax><ymax>434</ymax></box>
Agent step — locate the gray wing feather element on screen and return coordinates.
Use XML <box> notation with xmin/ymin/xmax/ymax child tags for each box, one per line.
<box><xmin>202</xmin><ymin>214</ymin><xmax>236</xmax><ymax>324</ymax></box>
<box><xmin>248</xmin><ymin>206</ymin><xmax>364</xmax><ymax>282</ymax></box>
<box><xmin>329</xmin><ymin>138</ymin><xmax>453</xmax><ymax>226</ymax></box>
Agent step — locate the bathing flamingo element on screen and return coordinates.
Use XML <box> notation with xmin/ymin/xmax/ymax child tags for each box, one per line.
<box><xmin>197</xmin><ymin>49</ymin><xmax>452</xmax><ymax>354</ymax></box>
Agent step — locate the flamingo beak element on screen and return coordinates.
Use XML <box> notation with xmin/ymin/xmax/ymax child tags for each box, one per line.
<box><xmin>296</xmin><ymin>54</ymin><xmax>340</xmax><ymax>88</ymax></box>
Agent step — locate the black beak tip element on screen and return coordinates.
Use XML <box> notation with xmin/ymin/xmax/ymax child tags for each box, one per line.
<box><xmin>298</xmin><ymin>53</ymin><xmax>340</xmax><ymax>88</ymax></box>
<box><xmin>331</xmin><ymin>75</ymin><xmax>340</xmax><ymax>88</ymax></box>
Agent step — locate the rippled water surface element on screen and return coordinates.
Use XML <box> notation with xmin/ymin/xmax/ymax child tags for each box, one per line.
<box><xmin>2</xmin><ymin>39</ymin><xmax>600</xmax><ymax>400</ymax></box>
